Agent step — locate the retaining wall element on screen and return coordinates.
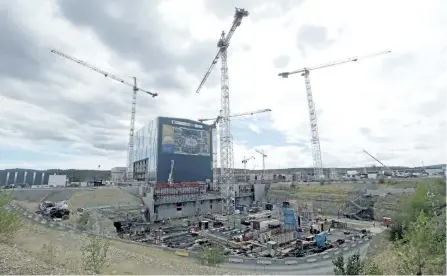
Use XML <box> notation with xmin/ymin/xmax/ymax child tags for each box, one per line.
<box><xmin>7</xmin><ymin>202</ymin><xmax>370</xmax><ymax>268</ymax></box>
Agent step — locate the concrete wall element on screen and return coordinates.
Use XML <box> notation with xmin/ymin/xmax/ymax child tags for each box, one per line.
<box><xmin>154</xmin><ymin>199</ymin><xmax>223</xmax><ymax>221</ymax></box>
<box><xmin>254</xmin><ymin>184</ymin><xmax>266</xmax><ymax>202</ymax></box>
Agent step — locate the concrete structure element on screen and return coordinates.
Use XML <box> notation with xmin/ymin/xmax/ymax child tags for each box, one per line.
<box><xmin>48</xmin><ymin>175</ymin><xmax>67</xmax><ymax>187</ymax></box>
<box><xmin>133</xmin><ymin>116</ymin><xmax>249</xmax><ymax>222</ymax></box>
<box><xmin>111</xmin><ymin>167</ymin><xmax>127</xmax><ymax>183</ymax></box>
<box><xmin>0</xmin><ymin>169</ymin><xmax>48</xmax><ymax>186</ymax></box>
<box><xmin>425</xmin><ymin>168</ymin><xmax>445</xmax><ymax>176</ymax></box>
<box><xmin>133</xmin><ymin>117</ymin><xmax>213</xmax><ymax>183</ymax></box>
<box><xmin>138</xmin><ymin>181</ymin><xmax>266</xmax><ymax>222</ymax></box>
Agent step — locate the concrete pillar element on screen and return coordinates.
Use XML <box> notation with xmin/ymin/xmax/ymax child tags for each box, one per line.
<box><xmin>32</xmin><ymin>172</ymin><xmax>36</xmax><ymax>185</ymax></box>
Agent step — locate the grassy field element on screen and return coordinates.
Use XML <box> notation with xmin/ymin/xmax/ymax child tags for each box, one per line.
<box><xmin>11</xmin><ymin>223</ymin><xmax>253</xmax><ymax>275</ymax></box>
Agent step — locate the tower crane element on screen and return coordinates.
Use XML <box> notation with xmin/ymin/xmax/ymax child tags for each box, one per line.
<box><xmin>51</xmin><ymin>49</ymin><xmax>158</xmax><ymax>181</ymax></box>
<box><xmin>198</xmin><ymin>108</ymin><xmax>272</xmax><ymax>186</ymax></box>
<box><xmin>255</xmin><ymin>149</ymin><xmax>267</xmax><ymax>181</ymax></box>
<box><xmin>195</xmin><ymin>8</ymin><xmax>249</xmax><ymax>215</ymax></box>
<box><xmin>242</xmin><ymin>156</ymin><xmax>255</xmax><ymax>182</ymax></box>
<box><xmin>278</xmin><ymin>50</ymin><xmax>391</xmax><ymax>180</ymax></box>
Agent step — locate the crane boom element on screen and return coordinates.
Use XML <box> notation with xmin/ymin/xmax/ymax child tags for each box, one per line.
<box><xmin>51</xmin><ymin>49</ymin><xmax>157</xmax><ymax>97</ymax></box>
<box><xmin>51</xmin><ymin>49</ymin><xmax>158</xmax><ymax>181</ymax></box>
<box><xmin>195</xmin><ymin>8</ymin><xmax>249</xmax><ymax>94</ymax></box>
<box><xmin>198</xmin><ymin>108</ymin><xmax>272</xmax><ymax>123</ymax></box>
<box><xmin>278</xmin><ymin>50</ymin><xmax>391</xmax><ymax>77</ymax></box>
<box><xmin>363</xmin><ymin>149</ymin><xmax>395</xmax><ymax>176</ymax></box>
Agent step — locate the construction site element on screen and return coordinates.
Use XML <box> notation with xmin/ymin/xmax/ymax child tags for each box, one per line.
<box><xmin>5</xmin><ymin>4</ymin><xmax>436</xmax><ymax>269</ymax></box>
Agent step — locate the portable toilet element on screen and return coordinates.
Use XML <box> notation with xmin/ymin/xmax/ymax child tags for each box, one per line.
<box><xmin>315</xmin><ymin>232</ymin><xmax>326</xmax><ymax>248</ymax></box>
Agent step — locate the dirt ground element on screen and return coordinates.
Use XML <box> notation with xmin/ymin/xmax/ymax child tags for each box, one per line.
<box><xmin>10</xmin><ymin>223</ymin><xmax>255</xmax><ymax>275</ymax></box>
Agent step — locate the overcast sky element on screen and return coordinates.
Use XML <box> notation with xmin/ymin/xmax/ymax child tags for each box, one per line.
<box><xmin>0</xmin><ymin>0</ymin><xmax>446</xmax><ymax>170</ymax></box>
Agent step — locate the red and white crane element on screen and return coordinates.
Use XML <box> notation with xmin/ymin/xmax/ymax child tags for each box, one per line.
<box><xmin>198</xmin><ymin>108</ymin><xmax>272</xmax><ymax>185</ymax></box>
<box><xmin>195</xmin><ymin>8</ymin><xmax>249</xmax><ymax>215</ymax></box>
<box><xmin>278</xmin><ymin>50</ymin><xmax>391</xmax><ymax>180</ymax></box>
<box><xmin>51</xmin><ymin>49</ymin><xmax>158</xmax><ymax>181</ymax></box>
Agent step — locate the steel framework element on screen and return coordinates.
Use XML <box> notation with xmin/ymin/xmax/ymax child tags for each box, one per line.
<box><xmin>195</xmin><ymin>8</ymin><xmax>249</xmax><ymax>214</ymax></box>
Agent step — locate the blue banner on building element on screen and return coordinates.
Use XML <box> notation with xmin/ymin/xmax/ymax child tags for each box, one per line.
<box><xmin>283</xmin><ymin>208</ymin><xmax>297</xmax><ymax>230</ymax></box>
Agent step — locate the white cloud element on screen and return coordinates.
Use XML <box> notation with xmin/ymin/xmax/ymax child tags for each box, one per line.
<box><xmin>0</xmin><ymin>0</ymin><xmax>445</xmax><ymax>171</ymax></box>
<box><xmin>248</xmin><ymin>124</ymin><xmax>261</xmax><ymax>134</ymax></box>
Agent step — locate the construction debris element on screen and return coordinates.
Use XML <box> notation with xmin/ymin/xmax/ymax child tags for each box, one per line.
<box><xmin>37</xmin><ymin>200</ymin><xmax>70</xmax><ymax>220</ymax></box>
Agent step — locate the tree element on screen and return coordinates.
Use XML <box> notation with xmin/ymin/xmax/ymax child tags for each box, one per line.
<box><xmin>0</xmin><ymin>191</ymin><xmax>22</xmax><ymax>242</ymax></box>
<box><xmin>332</xmin><ymin>253</ymin><xmax>346</xmax><ymax>275</ymax></box>
<box><xmin>389</xmin><ymin>180</ymin><xmax>445</xmax><ymax>242</ymax></box>
<box><xmin>197</xmin><ymin>245</ymin><xmax>225</xmax><ymax>267</ymax></box>
<box><xmin>394</xmin><ymin>211</ymin><xmax>446</xmax><ymax>275</ymax></box>
<box><xmin>332</xmin><ymin>251</ymin><xmax>365</xmax><ymax>275</ymax></box>
<box><xmin>81</xmin><ymin>235</ymin><xmax>110</xmax><ymax>274</ymax></box>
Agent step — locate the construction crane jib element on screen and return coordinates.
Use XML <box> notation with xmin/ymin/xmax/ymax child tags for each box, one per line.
<box><xmin>278</xmin><ymin>50</ymin><xmax>391</xmax><ymax>180</ymax></box>
<box><xmin>198</xmin><ymin>108</ymin><xmax>272</xmax><ymax>189</ymax></box>
<box><xmin>255</xmin><ymin>149</ymin><xmax>267</xmax><ymax>181</ymax></box>
<box><xmin>50</xmin><ymin>49</ymin><xmax>158</xmax><ymax>181</ymax></box>
<box><xmin>195</xmin><ymin>8</ymin><xmax>249</xmax><ymax>215</ymax></box>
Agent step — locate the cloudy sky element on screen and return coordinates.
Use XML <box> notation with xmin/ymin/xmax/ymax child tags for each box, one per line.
<box><xmin>0</xmin><ymin>0</ymin><xmax>446</xmax><ymax>170</ymax></box>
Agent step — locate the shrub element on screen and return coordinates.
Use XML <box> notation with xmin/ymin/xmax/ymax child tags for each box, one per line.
<box><xmin>197</xmin><ymin>245</ymin><xmax>225</xmax><ymax>267</ymax></box>
<box><xmin>77</xmin><ymin>213</ymin><xmax>90</xmax><ymax>231</ymax></box>
<box><xmin>0</xmin><ymin>191</ymin><xmax>22</xmax><ymax>242</ymax></box>
<box><xmin>81</xmin><ymin>235</ymin><xmax>110</xmax><ymax>274</ymax></box>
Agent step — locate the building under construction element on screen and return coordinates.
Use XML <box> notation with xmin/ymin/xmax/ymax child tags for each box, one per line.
<box><xmin>133</xmin><ymin>116</ymin><xmax>266</xmax><ymax>222</ymax></box>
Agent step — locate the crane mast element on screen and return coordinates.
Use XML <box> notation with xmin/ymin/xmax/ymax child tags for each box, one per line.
<box><xmin>278</xmin><ymin>50</ymin><xmax>391</xmax><ymax>180</ymax></box>
<box><xmin>195</xmin><ymin>8</ymin><xmax>249</xmax><ymax>215</ymax></box>
<box><xmin>51</xmin><ymin>49</ymin><xmax>158</xmax><ymax>181</ymax></box>
<box><xmin>242</xmin><ymin>156</ymin><xmax>255</xmax><ymax>182</ymax></box>
<box><xmin>303</xmin><ymin>70</ymin><xmax>324</xmax><ymax>179</ymax></box>
<box><xmin>255</xmin><ymin>149</ymin><xmax>267</xmax><ymax>181</ymax></box>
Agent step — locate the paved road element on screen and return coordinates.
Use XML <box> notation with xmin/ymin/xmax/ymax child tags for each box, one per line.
<box><xmin>221</xmin><ymin>242</ymin><xmax>370</xmax><ymax>275</ymax></box>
